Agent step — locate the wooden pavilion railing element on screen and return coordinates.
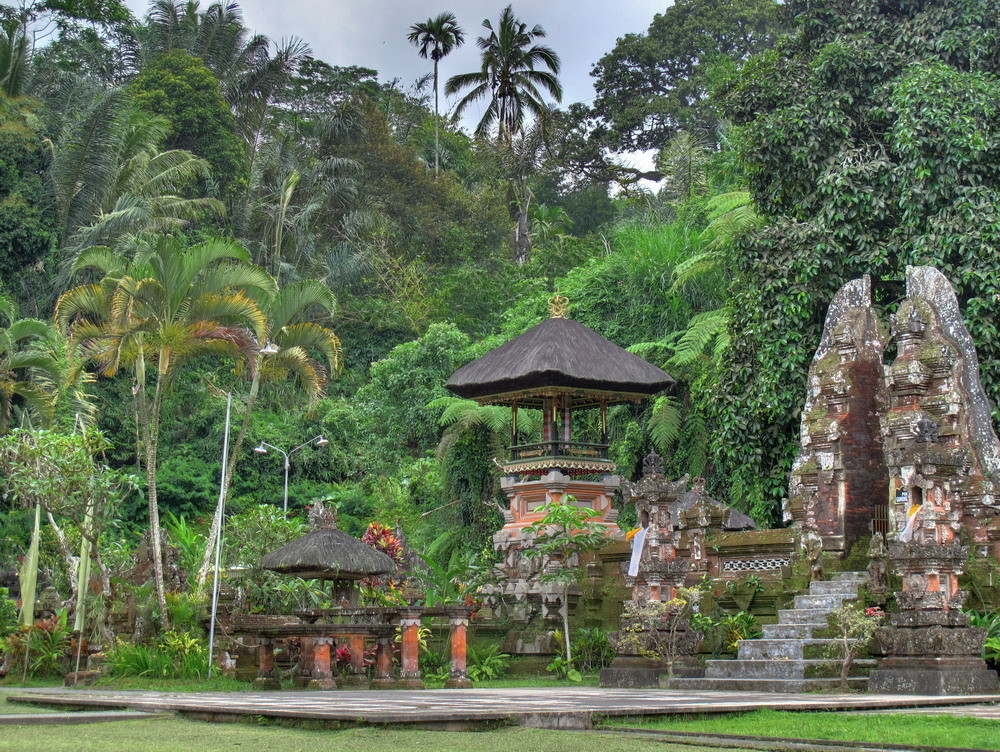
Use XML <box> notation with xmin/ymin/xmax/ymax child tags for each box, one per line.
<box><xmin>509</xmin><ymin>441</ymin><xmax>610</xmax><ymax>462</ymax></box>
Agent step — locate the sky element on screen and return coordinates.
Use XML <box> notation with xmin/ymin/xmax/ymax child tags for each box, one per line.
<box><xmin>121</xmin><ymin>0</ymin><xmax>669</xmax><ymax>128</ymax></box>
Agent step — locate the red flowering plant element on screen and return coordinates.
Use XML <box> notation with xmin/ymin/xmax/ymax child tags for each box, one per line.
<box><xmin>359</xmin><ymin>522</ymin><xmax>408</xmax><ymax>605</ymax></box>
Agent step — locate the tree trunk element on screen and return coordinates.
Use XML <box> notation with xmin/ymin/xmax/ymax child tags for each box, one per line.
<box><xmin>509</xmin><ymin>186</ymin><xmax>532</xmax><ymax>265</ymax></box>
<box><xmin>196</xmin><ymin>372</ymin><xmax>261</xmax><ymax>591</ymax></box>
<box><xmin>562</xmin><ymin>581</ymin><xmax>572</xmax><ymax>663</ymax></box>
<box><xmin>146</xmin><ymin>370</ymin><xmax>169</xmax><ymax>627</ymax></box>
<box><xmin>433</xmin><ymin>58</ymin><xmax>439</xmax><ymax>175</ymax></box>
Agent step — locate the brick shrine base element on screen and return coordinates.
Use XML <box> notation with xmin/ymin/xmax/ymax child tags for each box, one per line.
<box><xmin>8</xmin><ymin>688</ymin><xmax>1000</xmax><ymax>730</ymax></box>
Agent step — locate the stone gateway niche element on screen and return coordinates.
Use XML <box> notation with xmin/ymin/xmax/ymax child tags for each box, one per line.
<box><xmin>789</xmin><ymin>266</ymin><xmax>1000</xmax><ymax>558</ymax></box>
<box><xmin>786</xmin><ymin>275</ymin><xmax>889</xmax><ymax>555</ymax></box>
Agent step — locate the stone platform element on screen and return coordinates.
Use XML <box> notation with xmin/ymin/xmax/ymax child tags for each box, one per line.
<box><xmin>8</xmin><ymin>688</ymin><xmax>1000</xmax><ymax>730</ymax></box>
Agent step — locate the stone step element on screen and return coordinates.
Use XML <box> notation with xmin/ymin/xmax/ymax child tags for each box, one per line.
<box><xmin>704</xmin><ymin>658</ymin><xmax>876</xmax><ymax>680</ymax></box>
<box><xmin>833</xmin><ymin>572</ymin><xmax>869</xmax><ymax>582</ymax></box>
<box><xmin>778</xmin><ymin>608</ymin><xmax>836</xmax><ymax>625</ymax></box>
<box><xmin>736</xmin><ymin>638</ymin><xmax>851</xmax><ymax>661</ymax></box>
<box><xmin>809</xmin><ymin>580</ymin><xmax>865</xmax><ymax>595</ymax></box>
<box><xmin>793</xmin><ymin>593</ymin><xmax>854</xmax><ymax>610</ymax></box>
<box><xmin>763</xmin><ymin>623</ymin><xmax>827</xmax><ymax>639</ymax></box>
<box><xmin>668</xmin><ymin>676</ymin><xmax>870</xmax><ymax>693</ymax></box>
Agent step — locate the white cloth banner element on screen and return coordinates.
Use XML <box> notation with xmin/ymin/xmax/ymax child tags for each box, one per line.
<box><xmin>627</xmin><ymin>526</ymin><xmax>647</xmax><ymax>577</ymax></box>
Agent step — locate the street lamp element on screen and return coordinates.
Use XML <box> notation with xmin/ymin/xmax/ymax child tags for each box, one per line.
<box><xmin>253</xmin><ymin>435</ymin><xmax>330</xmax><ymax>512</ymax></box>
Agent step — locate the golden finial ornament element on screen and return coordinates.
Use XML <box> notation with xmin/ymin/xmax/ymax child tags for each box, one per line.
<box><xmin>548</xmin><ymin>293</ymin><xmax>570</xmax><ymax>318</ymax></box>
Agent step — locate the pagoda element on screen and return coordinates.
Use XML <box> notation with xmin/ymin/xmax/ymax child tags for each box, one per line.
<box><xmin>445</xmin><ymin>294</ymin><xmax>673</xmax><ymax>642</ymax></box>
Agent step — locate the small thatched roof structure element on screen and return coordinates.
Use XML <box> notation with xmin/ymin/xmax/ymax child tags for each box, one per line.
<box><xmin>445</xmin><ymin>316</ymin><xmax>674</xmax><ymax>405</ymax></box>
<box><xmin>261</xmin><ymin>528</ymin><xmax>396</xmax><ymax>580</ymax></box>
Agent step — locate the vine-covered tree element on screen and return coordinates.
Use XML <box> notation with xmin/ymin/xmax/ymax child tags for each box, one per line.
<box><xmin>709</xmin><ymin>0</ymin><xmax>1000</xmax><ymax>522</ymax></box>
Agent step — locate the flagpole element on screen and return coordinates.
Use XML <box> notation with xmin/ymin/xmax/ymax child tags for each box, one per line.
<box><xmin>207</xmin><ymin>392</ymin><xmax>232</xmax><ymax>679</ymax></box>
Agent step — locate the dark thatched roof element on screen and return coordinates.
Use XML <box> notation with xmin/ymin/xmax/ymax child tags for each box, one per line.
<box><xmin>261</xmin><ymin>528</ymin><xmax>396</xmax><ymax>580</ymax></box>
<box><xmin>445</xmin><ymin>317</ymin><xmax>674</xmax><ymax>401</ymax></box>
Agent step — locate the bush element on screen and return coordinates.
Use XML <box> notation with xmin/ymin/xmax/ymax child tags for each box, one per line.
<box><xmin>571</xmin><ymin>627</ymin><xmax>615</xmax><ymax>673</ymax></box>
<box><xmin>1</xmin><ymin>610</ymin><xmax>73</xmax><ymax>677</ymax></box>
<box><xmin>0</xmin><ymin>587</ymin><xmax>17</xmax><ymax>640</ymax></box>
<box><xmin>105</xmin><ymin>630</ymin><xmax>208</xmax><ymax>680</ymax></box>
<box><xmin>467</xmin><ymin>644</ymin><xmax>510</xmax><ymax>681</ymax></box>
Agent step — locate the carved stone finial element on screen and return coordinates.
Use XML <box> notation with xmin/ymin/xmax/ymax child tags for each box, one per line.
<box><xmin>309</xmin><ymin>500</ymin><xmax>338</xmax><ymax>529</ymax></box>
<box><xmin>547</xmin><ymin>293</ymin><xmax>570</xmax><ymax>319</ymax></box>
<box><xmin>642</xmin><ymin>449</ymin><xmax>664</xmax><ymax>477</ymax></box>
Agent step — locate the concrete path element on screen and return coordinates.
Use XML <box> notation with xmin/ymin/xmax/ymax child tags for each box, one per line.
<box><xmin>0</xmin><ymin>710</ymin><xmax>167</xmax><ymax>726</ymax></box>
<box><xmin>8</xmin><ymin>688</ymin><xmax>999</xmax><ymax>729</ymax></box>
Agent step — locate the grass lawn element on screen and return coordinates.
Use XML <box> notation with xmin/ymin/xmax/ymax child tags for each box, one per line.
<box><xmin>0</xmin><ymin>717</ymin><xmax>755</xmax><ymax>752</ymax></box>
<box><xmin>603</xmin><ymin>708</ymin><xmax>1000</xmax><ymax>750</ymax></box>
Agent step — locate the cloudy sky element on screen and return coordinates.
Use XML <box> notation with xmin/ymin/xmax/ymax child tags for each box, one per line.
<box><xmin>123</xmin><ymin>0</ymin><xmax>668</xmax><ymax>127</ymax></box>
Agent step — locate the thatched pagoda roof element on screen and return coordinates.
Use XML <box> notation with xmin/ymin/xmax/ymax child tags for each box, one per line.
<box><xmin>445</xmin><ymin>316</ymin><xmax>674</xmax><ymax>405</ymax></box>
<box><xmin>261</xmin><ymin>528</ymin><xmax>396</xmax><ymax>580</ymax></box>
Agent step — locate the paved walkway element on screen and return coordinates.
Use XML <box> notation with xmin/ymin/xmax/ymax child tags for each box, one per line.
<box><xmin>8</xmin><ymin>688</ymin><xmax>1000</xmax><ymax>728</ymax></box>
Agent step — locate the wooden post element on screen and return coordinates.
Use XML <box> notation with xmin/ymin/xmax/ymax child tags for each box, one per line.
<box><xmin>253</xmin><ymin>637</ymin><xmax>280</xmax><ymax>690</ymax></box>
<box><xmin>307</xmin><ymin>636</ymin><xmax>337</xmax><ymax>690</ymax></box>
<box><xmin>398</xmin><ymin>608</ymin><xmax>424</xmax><ymax>689</ymax></box>
<box><xmin>444</xmin><ymin>606</ymin><xmax>475</xmax><ymax>688</ymax></box>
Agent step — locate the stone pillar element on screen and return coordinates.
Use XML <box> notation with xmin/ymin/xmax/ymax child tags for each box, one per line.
<box><xmin>342</xmin><ymin>633</ymin><xmax>368</xmax><ymax>686</ymax></box>
<box><xmin>444</xmin><ymin>606</ymin><xmax>475</xmax><ymax>688</ymax></box>
<box><xmin>306</xmin><ymin>636</ymin><xmax>337</xmax><ymax>690</ymax></box>
<box><xmin>397</xmin><ymin>608</ymin><xmax>424</xmax><ymax>689</ymax></box>
<box><xmin>370</xmin><ymin>636</ymin><xmax>395</xmax><ymax>689</ymax></box>
<box><xmin>253</xmin><ymin>637</ymin><xmax>280</xmax><ymax>690</ymax></box>
<box><xmin>869</xmin><ymin>542</ymin><xmax>997</xmax><ymax>694</ymax></box>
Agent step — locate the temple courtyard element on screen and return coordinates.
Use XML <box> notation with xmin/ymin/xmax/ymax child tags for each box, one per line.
<box><xmin>5</xmin><ymin>686</ymin><xmax>1000</xmax><ymax>727</ymax></box>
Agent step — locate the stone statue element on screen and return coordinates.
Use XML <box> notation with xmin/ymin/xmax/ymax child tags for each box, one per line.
<box><xmin>867</xmin><ymin>532</ymin><xmax>888</xmax><ymax>597</ymax></box>
<box><xmin>803</xmin><ymin>530</ymin><xmax>825</xmax><ymax>582</ymax></box>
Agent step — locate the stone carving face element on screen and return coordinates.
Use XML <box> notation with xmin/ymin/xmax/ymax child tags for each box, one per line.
<box><xmin>912</xmin><ymin>416</ymin><xmax>939</xmax><ymax>444</ymax></box>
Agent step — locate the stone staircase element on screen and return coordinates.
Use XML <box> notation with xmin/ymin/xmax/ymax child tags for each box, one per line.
<box><xmin>672</xmin><ymin>572</ymin><xmax>873</xmax><ymax>692</ymax></box>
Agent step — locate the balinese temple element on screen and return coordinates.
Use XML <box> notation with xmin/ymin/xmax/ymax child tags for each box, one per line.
<box><xmin>445</xmin><ymin>294</ymin><xmax>673</xmax><ymax>636</ymax></box>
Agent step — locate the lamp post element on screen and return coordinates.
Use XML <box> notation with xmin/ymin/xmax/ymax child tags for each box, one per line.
<box><xmin>254</xmin><ymin>435</ymin><xmax>329</xmax><ymax>513</ymax></box>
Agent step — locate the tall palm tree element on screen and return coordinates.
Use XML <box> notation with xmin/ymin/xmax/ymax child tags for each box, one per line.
<box><xmin>196</xmin><ymin>279</ymin><xmax>341</xmax><ymax>589</ymax></box>
<box><xmin>0</xmin><ymin>296</ymin><xmax>59</xmax><ymax>433</ymax></box>
<box><xmin>444</xmin><ymin>5</ymin><xmax>561</xmax><ymax>146</ymax></box>
<box><xmin>407</xmin><ymin>12</ymin><xmax>465</xmax><ymax>174</ymax></box>
<box><xmin>445</xmin><ymin>7</ymin><xmax>560</xmax><ymax>263</ymax></box>
<box><xmin>55</xmin><ymin>236</ymin><xmax>276</xmax><ymax>621</ymax></box>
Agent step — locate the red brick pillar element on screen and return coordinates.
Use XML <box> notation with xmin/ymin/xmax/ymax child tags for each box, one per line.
<box><xmin>444</xmin><ymin>606</ymin><xmax>475</xmax><ymax>688</ymax></box>
<box><xmin>371</xmin><ymin>636</ymin><xmax>395</xmax><ymax>689</ymax></box>
<box><xmin>342</xmin><ymin>633</ymin><xmax>367</xmax><ymax>686</ymax></box>
<box><xmin>253</xmin><ymin>637</ymin><xmax>280</xmax><ymax>690</ymax></box>
<box><xmin>295</xmin><ymin>636</ymin><xmax>315</xmax><ymax>687</ymax></box>
<box><xmin>306</xmin><ymin>636</ymin><xmax>337</xmax><ymax>690</ymax></box>
<box><xmin>398</xmin><ymin>608</ymin><xmax>424</xmax><ymax>689</ymax></box>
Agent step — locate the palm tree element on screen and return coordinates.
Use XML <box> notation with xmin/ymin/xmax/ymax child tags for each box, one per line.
<box><xmin>0</xmin><ymin>20</ymin><xmax>29</xmax><ymax>98</ymax></box>
<box><xmin>0</xmin><ymin>296</ymin><xmax>59</xmax><ymax>433</ymax></box>
<box><xmin>445</xmin><ymin>7</ymin><xmax>560</xmax><ymax>263</ymax></box>
<box><xmin>196</xmin><ymin>279</ymin><xmax>341</xmax><ymax>590</ymax></box>
<box><xmin>407</xmin><ymin>12</ymin><xmax>465</xmax><ymax>175</ymax></box>
<box><xmin>444</xmin><ymin>5</ymin><xmax>561</xmax><ymax>146</ymax></box>
<box><xmin>51</xmin><ymin>93</ymin><xmax>223</xmax><ymax>251</ymax></box>
<box><xmin>55</xmin><ymin>236</ymin><xmax>276</xmax><ymax>622</ymax></box>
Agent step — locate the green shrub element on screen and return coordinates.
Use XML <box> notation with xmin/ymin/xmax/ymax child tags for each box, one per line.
<box><xmin>571</xmin><ymin>627</ymin><xmax>615</xmax><ymax>673</ymax></box>
<box><xmin>467</xmin><ymin>644</ymin><xmax>510</xmax><ymax>681</ymax></box>
<box><xmin>105</xmin><ymin>630</ymin><xmax>208</xmax><ymax>680</ymax></box>
<box><xmin>0</xmin><ymin>587</ymin><xmax>17</xmax><ymax>640</ymax></box>
<box><xmin>1</xmin><ymin>610</ymin><xmax>73</xmax><ymax>677</ymax></box>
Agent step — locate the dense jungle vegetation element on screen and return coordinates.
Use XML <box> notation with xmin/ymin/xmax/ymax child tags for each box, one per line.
<box><xmin>0</xmin><ymin>0</ymin><xmax>999</xmax><ymax>630</ymax></box>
